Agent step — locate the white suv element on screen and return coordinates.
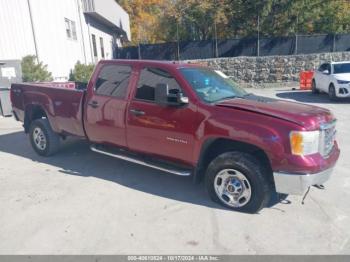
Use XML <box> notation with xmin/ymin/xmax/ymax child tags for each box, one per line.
<box><xmin>312</xmin><ymin>61</ymin><xmax>350</xmax><ymax>100</ymax></box>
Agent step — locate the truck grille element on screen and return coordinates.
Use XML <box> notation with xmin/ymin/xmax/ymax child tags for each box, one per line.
<box><xmin>320</xmin><ymin>120</ymin><xmax>336</xmax><ymax>157</ymax></box>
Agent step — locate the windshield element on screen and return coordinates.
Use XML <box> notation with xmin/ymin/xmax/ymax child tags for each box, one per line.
<box><xmin>333</xmin><ymin>63</ymin><xmax>350</xmax><ymax>74</ymax></box>
<box><xmin>180</xmin><ymin>68</ymin><xmax>247</xmax><ymax>103</ymax></box>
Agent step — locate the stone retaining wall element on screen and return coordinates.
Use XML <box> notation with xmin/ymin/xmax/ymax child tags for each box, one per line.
<box><xmin>189</xmin><ymin>52</ymin><xmax>350</xmax><ymax>87</ymax></box>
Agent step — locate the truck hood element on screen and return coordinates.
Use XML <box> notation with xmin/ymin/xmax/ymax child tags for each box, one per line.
<box><xmin>216</xmin><ymin>95</ymin><xmax>334</xmax><ymax>130</ymax></box>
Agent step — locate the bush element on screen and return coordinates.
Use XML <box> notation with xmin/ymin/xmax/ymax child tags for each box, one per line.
<box><xmin>21</xmin><ymin>55</ymin><xmax>53</xmax><ymax>82</ymax></box>
<box><xmin>69</xmin><ymin>61</ymin><xmax>95</xmax><ymax>83</ymax></box>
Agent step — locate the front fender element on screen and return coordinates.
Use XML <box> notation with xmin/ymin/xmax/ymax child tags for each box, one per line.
<box><xmin>193</xmin><ymin>115</ymin><xmax>299</xmax><ymax>171</ymax></box>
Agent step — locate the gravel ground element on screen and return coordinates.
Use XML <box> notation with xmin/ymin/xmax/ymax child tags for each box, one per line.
<box><xmin>0</xmin><ymin>88</ymin><xmax>349</xmax><ymax>254</ymax></box>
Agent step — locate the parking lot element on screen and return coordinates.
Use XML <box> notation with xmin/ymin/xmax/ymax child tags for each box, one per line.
<box><xmin>0</xmin><ymin>88</ymin><xmax>349</xmax><ymax>255</ymax></box>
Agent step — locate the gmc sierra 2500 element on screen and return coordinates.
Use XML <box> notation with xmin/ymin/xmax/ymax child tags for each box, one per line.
<box><xmin>11</xmin><ymin>60</ymin><xmax>340</xmax><ymax>213</ymax></box>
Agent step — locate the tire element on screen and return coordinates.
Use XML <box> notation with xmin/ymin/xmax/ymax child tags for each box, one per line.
<box><xmin>312</xmin><ymin>80</ymin><xmax>319</xmax><ymax>94</ymax></box>
<box><xmin>29</xmin><ymin>118</ymin><xmax>60</xmax><ymax>156</ymax></box>
<box><xmin>205</xmin><ymin>152</ymin><xmax>271</xmax><ymax>213</ymax></box>
<box><xmin>329</xmin><ymin>84</ymin><xmax>337</xmax><ymax>101</ymax></box>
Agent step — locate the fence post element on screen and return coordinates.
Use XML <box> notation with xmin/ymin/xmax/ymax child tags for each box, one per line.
<box><xmin>138</xmin><ymin>43</ymin><xmax>141</xmax><ymax>59</ymax></box>
<box><xmin>176</xmin><ymin>22</ymin><xmax>180</xmax><ymax>60</ymax></box>
<box><xmin>214</xmin><ymin>20</ymin><xmax>218</xmax><ymax>58</ymax></box>
<box><xmin>295</xmin><ymin>15</ymin><xmax>298</xmax><ymax>55</ymax></box>
<box><xmin>333</xmin><ymin>34</ymin><xmax>336</xmax><ymax>52</ymax></box>
<box><xmin>257</xmin><ymin>15</ymin><xmax>260</xmax><ymax>57</ymax></box>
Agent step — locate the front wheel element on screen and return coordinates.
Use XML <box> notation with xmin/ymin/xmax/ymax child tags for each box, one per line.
<box><xmin>205</xmin><ymin>152</ymin><xmax>271</xmax><ymax>213</ymax></box>
<box><xmin>329</xmin><ymin>85</ymin><xmax>338</xmax><ymax>101</ymax></box>
<box><xmin>29</xmin><ymin>118</ymin><xmax>60</xmax><ymax>156</ymax></box>
<box><xmin>312</xmin><ymin>80</ymin><xmax>319</xmax><ymax>94</ymax></box>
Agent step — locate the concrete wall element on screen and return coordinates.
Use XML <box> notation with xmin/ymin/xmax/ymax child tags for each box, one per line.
<box><xmin>0</xmin><ymin>0</ymin><xmax>130</xmax><ymax>81</ymax></box>
<box><xmin>190</xmin><ymin>52</ymin><xmax>350</xmax><ymax>87</ymax></box>
<box><xmin>29</xmin><ymin>0</ymin><xmax>87</xmax><ymax>80</ymax></box>
<box><xmin>0</xmin><ymin>0</ymin><xmax>36</xmax><ymax>61</ymax></box>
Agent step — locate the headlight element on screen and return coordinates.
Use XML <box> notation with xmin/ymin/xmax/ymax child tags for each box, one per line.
<box><xmin>290</xmin><ymin>131</ymin><xmax>320</xmax><ymax>156</ymax></box>
<box><xmin>337</xmin><ymin>80</ymin><xmax>350</xmax><ymax>84</ymax></box>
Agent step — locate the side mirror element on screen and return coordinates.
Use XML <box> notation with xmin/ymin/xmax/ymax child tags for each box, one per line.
<box><xmin>155</xmin><ymin>83</ymin><xmax>189</xmax><ymax>106</ymax></box>
<box><xmin>322</xmin><ymin>69</ymin><xmax>330</xmax><ymax>75</ymax></box>
<box><xmin>177</xmin><ymin>93</ymin><xmax>189</xmax><ymax>104</ymax></box>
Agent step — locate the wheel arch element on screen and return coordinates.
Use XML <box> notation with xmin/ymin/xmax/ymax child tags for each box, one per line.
<box><xmin>24</xmin><ymin>104</ymin><xmax>49</xmax><ymax>133</ymax></box>
<box><xmin>193</xmin><ymin>137</ymin><xmax>273</xmax><ymax>184</ymax></box>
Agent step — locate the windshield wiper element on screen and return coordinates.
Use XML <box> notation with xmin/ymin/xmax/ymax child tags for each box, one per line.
<box><xmin>214</xmin><ymin>93</ymin><xmax>253</xmax><ymax>103</ymax></box>
<box><xmin>214</xmin><ymin>95</ymin><xmax>241</xmax><ymax>103</ymax></box>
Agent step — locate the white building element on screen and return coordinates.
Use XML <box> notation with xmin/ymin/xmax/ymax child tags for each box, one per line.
<box><xmin>0</xmin><ymin>0</ymin><xmax>130</xmax><ymax>81</ymax></box>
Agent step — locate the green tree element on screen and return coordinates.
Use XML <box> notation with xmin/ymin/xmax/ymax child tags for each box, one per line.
<box><xmin>21</xmin><ymin>55</ymin><xmax>52</xmax><ymax>82</ymax></box>
<box><xmin>118</xmin><ymin>0</ymin><xmax>350</xmax><ymax>43</ymax></box>
<box><xmin>314</xmin><ymin>0</ymin><xmax>350</xmax><ymax>34</ymax></box>
<box><xmin>226</xmin><ymin>0</ymin><xmax>350</xmax><ymax>37</ymax></box>
<box><xmin>117</xmin><ymin>0</ymin><xmax>167</xmax><ymax>44</ymax></box>
<box><xmin>160</xmin><ymin>0</ymin><xmax>230</xmax><ymax>41</ymax></box>
<box><xmin>69</xmin><ymin>61</ymin><xmax>95</xmax><ymax>83</ymax></box>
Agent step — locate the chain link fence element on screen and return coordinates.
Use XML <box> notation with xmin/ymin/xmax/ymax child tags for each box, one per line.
<box><xmin>115</xmin><ymin>33</ymin><xmax>350</xmax><ymax>61</ymax></box>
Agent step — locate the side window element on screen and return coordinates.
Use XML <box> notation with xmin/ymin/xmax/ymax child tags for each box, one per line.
<box><xmin>95</xmin><ymin>64</ymin><xmax>132</xmax><ymax>98</ymax></box>
<box><xmin>318</xmin><ymin>64</ymin><xmax>326</xmax><ymax>72</ymax></box>
<box><xmin>135</xmin><ymin>67</ymin><xmax>182</xmax><ymax>102</ymax></box>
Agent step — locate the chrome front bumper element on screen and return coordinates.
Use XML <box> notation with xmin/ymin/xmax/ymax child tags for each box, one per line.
<box><xmin>273</xmin><ymin>168</ymin><xmax>333</xmax><ymax>195</ymax></box>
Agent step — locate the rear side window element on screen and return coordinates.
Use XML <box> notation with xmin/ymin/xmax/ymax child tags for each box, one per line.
<box><xmin>135</xmin><ymin>67</ymin><xmax>182</xmax><ymax>102</ymax></box>
<box><xmin>95</xmin><ymin>64</ymin><xmax>132</xmax><ymax>98</ymax></box>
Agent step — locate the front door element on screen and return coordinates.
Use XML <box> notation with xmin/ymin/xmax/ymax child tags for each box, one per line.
<box><xmin>316</xmin><ymin>63</ymin><xmax>330</xmax><ymax>92</ymax></box>
<box><xmin>126</xmin><ymin>67</ymin><xmax>197</xmax><ymax>165</ymax></box>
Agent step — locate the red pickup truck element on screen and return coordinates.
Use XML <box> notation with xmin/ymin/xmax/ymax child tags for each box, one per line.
<box><xmin>11</xmin><ymin>60</ymin><xmax>340</xmax><ymax>213</ymax></box>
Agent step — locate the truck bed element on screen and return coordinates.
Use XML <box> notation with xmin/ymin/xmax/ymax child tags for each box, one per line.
<box><xmin>11</xmin><ymin>82</ymin><xmax>86</xmax><ymax>137</ymax></box>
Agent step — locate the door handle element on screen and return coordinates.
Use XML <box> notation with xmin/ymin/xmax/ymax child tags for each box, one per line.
<box><xmin>130</xmin><ymin>109</ymin><xmax>145</xmax><ymax>116</ymax></box>
<box><xmin>88</xmin><ymin>101</ymin><xmax>99</xmax><ymax>108</ymax></box>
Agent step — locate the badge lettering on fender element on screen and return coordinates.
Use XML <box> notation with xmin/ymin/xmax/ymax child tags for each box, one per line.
<box><xmin>166</xmin><ymin>137</ymin><xmax>188</xmax><ymax>144</ymax></box>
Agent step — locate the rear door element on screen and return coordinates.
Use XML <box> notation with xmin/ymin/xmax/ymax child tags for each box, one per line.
<box><xmin>126</xmin><ymin>67</ymin><xmax>197</xmax><ymax>165</ymax></box>
<box><xmin>84</xmin><ymin>63</ymin><xmax>133</xmax><ymax>147</ymax></box>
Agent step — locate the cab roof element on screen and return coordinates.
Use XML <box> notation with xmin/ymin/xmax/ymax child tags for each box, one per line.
<box><xmin>99</xmin><ymin>59</ymin><xmax>208</xmax><ymax>70</ymax></box>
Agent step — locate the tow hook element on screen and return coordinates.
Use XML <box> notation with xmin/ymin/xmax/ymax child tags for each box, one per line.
<box><xmin>301</xmin><ymin>184</ymin><xmax>325</xmax><ymax>205</ymax></box>
<box><xmin>301</xmin><ymin>187</ymin><xmax>311</xmax><ymax>205</ymax></box>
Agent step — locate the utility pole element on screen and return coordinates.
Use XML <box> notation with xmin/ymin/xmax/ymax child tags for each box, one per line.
<box><xmin>295</xmin><ymin>15</ymin><xmax>298</xmax><ymax>55</ymax></box>
<box><xmin>332</xmin><ymin>14</ymin><xmax>336</xmax><ymax>52</ymax></box>
<box><xmin>176</xmin><ymin>21</ymin><xmax>180</xmax><ymax>61</ymax></box>
<box><xmin>213</xmin><ymin>0</ymin><xmax>219</xmax><ymax>58</ymax></box>
<box><xmin>27</xmin><ymin>0</ymin><xmax>39</xmax><ymax>63</ymax></box>
<box><xmin>214</xmin><ymin>19</ymin><xmax>218</xmax><ymax>58</ymax></box>
<box><xmin>174</xmin><ymin>5</ymin><xmax>192</xmax><ymax>61</ymax></box>
<box><xmin>76</xmin><ymin>0</ymin><xmax>87</xmax><ymax>64</ymax></box>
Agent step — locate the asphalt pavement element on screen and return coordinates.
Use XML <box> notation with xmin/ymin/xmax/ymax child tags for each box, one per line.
<box><xmin>0</xmin><ymin>88</ymin><xmax>349</xmax><ymax>254</ymax></box>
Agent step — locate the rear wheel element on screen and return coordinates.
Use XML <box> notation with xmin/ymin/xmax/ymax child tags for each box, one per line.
<box><xmin>205</xmin><ymin>152</ymin><xmax>271</xmax><ymax>213</ymax></box>
<box><xmin>29</xmin><ymin>119</ymin><xmax>60</xmax><ymax>156</ymax></box>
<box><xmin>312</xmin><ymin>80</ymin><xmax>319</xmax><ymax>94</ymax></box>
<box><xmin>329</xmin><ymin>84</ymin><xmax>337</xmax><ymax>101</ymax></box>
